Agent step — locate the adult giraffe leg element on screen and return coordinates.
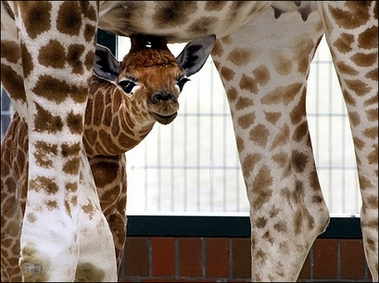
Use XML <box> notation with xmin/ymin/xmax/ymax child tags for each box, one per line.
<box><xmin>317</xmin><ymin>2</ymin><xmax>378</xmax><ymax>281</ymax></box>
<box><xmin>212</xmin><ymin>7</ymin><xmax>329</xmax><ymax>281</ymax></box>
<box><xmin>12</xmin><ymin>2</ymin><xmax>116</xmax><ymax>281</ymax></box>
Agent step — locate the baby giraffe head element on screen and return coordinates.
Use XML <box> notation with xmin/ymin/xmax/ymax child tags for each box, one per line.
<box><xmin>93</xmin><ymin>34</ymin><xmax>216</xmax><ymax>125</ymax></box>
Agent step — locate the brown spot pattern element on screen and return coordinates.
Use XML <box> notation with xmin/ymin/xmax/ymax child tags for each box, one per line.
<box><xmin>187</xmin><ymin>16</ymin><xmax>217</xmax><ymax>35</ymax></box>
<box><xmin>80</xmin><ymin>2</ymin><xmax>97</xmax><ymax>21</ymax></box>
<box><xmin>271</xmin><ymin>51</ymin><xmax>292</xmax><ymax>75</ymax></box>
<box><xmin>67</xmin><ymin>44</ymin><xmax>85</xmax><ymax>74</ymax></box>
<box><xmin>242</xmin><ymin>153</ymin><xmax>261</xmax><ymax>179</ymax></box>
<box><xmin>153</xmin><ymin>2</ymin><xmax>197</xmax><ymax>29</ymax></box>
<box><xmin>1</xmin><ymin>40</ymin><xmax>21</xmax><ymax>63</ymax></box>
<box><xmin>364</xmin><ymin>94</ymin><xmax>378</xmax><ymax>107</ymax></box>
<box><xmin>272</xmin><ymin>152</ymin><xmax>288</xmax><ymax>168</ymax></box>
<box><xmin>236</xmin><ymin>136</ymin><xmax>244</xmax><ymax>153</ymax></box>
<box><xmin>333</xmin><ymin>33</ymin><xmax>354</xmax><ymax>54</ymax></box>
<box><xmin>351</xmin><ymin>52</ymin><xmax>377</xmax><ymax>67</ymax></box>
<box><xmin>62</xmin><ymin>157</ymin><xmax>80</xmax><ymax>175</ymax></box>
<box><xmin>358</xmin><ymin>26</ymin><xmax>378</xmax><ymax>50</ymax></box>
<box><xmin>252</xmin><ymin>65</ymin><xmax>270</xmax><ymax>86</ymax></box>
<box><xmin>238</xmin><ymin>113</ymin><xmax>255</xmax><ymax>129</ymax></box>
<box><xmin>0</xmin><ymin>65</ymin><xmax>26</xmax><ymax>102</ymax></box>
<box><xmin>366</xmin><ymin>109</ymin><xmax>377</xmax><ymax>122</ymax></box>
<box><xmin>265</xmin><ymin>112</ymin><xmax>281</xmax><ymax>125</ymax></box>
<box><xmin>293</xmin><ymin>121</ymin><xmax>308</xmax><ymax>142</ymax></box>
<box><xmin>67</xmin><ymin>112</ymin><xmax>83</xmax><ymax>135</ymax></box>
<box><xmin>211</xmin><ymin>40</ymin><xmax>223</xmax><ymax>57</ymax></box>
<box><xmin>227</xmin><ymin>48</ymin><xmax>253</xmax><ymax>67</ymax></box>
<box><xmin>38</xmin><ymin>40</ymin><xmax>66</xmax><ymax>69</ymax></box>
<box><xmin>61</xmin><ymin>143</ymin><xmax>81</xmax><ymax>158</ymax></box>
<box><xmin>269</xmin><ymin>206</ymin><xmax>280</xmax><ymax>218</ymax></box>
<box><xmin>261</xmin><ymin>83</ymin><xmax>303</xmax><ymax>106</ymax></box>
<box><xmin>274</xmin><ymin>221</ymin><xmax>287</xmax><ymax>233</ymax></box>
<box><xmin>46</xmin><ymin>200</ymin><xmax>58</xmax><ymax>210</ymax></box>
<box><xmin>65</xmin><ymin>182</ymin><xmax>78</xmax><ymax>193</ymax></box>
<box><xmin>342</xmin><ymin>89</ymin><xmax>356</xmax><ymax>106</ymax></box>
<box><xmin>252</xmin><ymin>166</ymin><xmax>273</xmax><ymax>210</ymax></box>
<box><xmin>365</xmin><ymin>68</ymin><xmax>378</xmax><ymax>81</ymax></box>
<box><xmin>335</xmin><ymin>61</ymin><xmax>359</xmax><ymax>76</ymax></box>
<box><xmin>57</xmin><ymin>2</ymin><xmax>83</xmax><ymax>36</ymax></box>
<box><xmin>345</xmin><ymin>79</ymin><xmax>372</xmax><ymax>96</ymax></box>
<box><xmin>19</xmin><ymin>2</ymin><xmax>52</xmax><ymax>39</ymax></box>
<box><xmin>329</xmin><ymin>2</ymin><xmax>370</xmax><ymax>29</ymax></box>
<box><xmin>290</xmin><ymin>90</ymin><xmax>306</xmax><ymax>125</ymax></box>
<box><xmin>363</xmin><ymin>127</ymin><xmax>378</xmax><ymax>140</ymax></box>
<box><xmin>239</xmin><ymin>74</ymin><xmax>258</xmax><ymax>94</ymax></box>
<box><xmin>20</xmin><ymin>43</ymin><xmax>33</xmax><ymax>78</ymax></box>
<box><xmin>235</xmin><ymin>97</ymin><xmax>254</xmax><ymax>111</ymax></box>
<box><xmin>85</xmin><ymin>50</ymin><xmax>95</xmax><ymax>71</ymax></box>
<box><xmin>255</xmin><ymin>217</ymin><xmax>267</xmax><ymax>229</ymax></box>
<box><xmin>255</xmin><ymin>249</ymin><xmax>268</xmax><ymax>265</ymax></box>
<box><xmin>81</xmin><ymin>203</ymin><xmax>95</xmax><ymax>220</ymax></box>
<box><xmin>367</xmin><ymin>144</ymin><xmax>378</xmax><ymax>165</ymax></box>
<box><xmin>220</xmin><ymin>66</ymin><xmax>235</xmax><ymax>81</ymax></box>
<box><xmin>34</xmin><ymin>141</ymin><xmax>58</xmax><ymax>168</ymax></box>
<box><xmin>293</xmin><ymin>210</ymin><xmax>303</xmax><ymax>235</ymax></box>
<box><xmin>292</xmin><ymin>150</ymin><xmax>309</xmax><ymax>173</ymax></box>
<box><xmin>65</xmin><ymin>200</ymin><xmax>72</xmax><ymax>218</ymax></box>
<box><xmin>271</xmin><ymin>124</ymin><xmax>290</xmax><ymax>150</ymax></box>
<box><xmin>30</xmin><ymin>176</ymin><xmax>59</xmax><ymax>195</ymax></box>
<box><xmin>84</xmin><ymin>23</ymin><xmax>96</xmax><ymax>43</ymax></box>
<box><xmin>249</xmin><ymin>124</ymin><xmax>269</xmax><ymax>148</ymax></box>
<box><xmin>34</xmin><ymin>75</ymin><xmax>88</xmax><ymax>104</ymax></box>
<box><xmin>205</xmin><ymin>1</ymin><xmax>227</xmax><ymax>11</ymax></box>
<box><xmin>263</xmin><ymin>231</ymin><xmax>273</xmax><ymax>243</ymax></box>
<box><xmin>34</xmin><ymin>103</ymin><xmax>63</xmax><ymax>133</ymax></box>
<box><xmin>26</xmin><ymin>213</ymin><xmax>37</xmax><ymax>223</ymax></box>
<box><xmin>226</xmin><ymin>87</ymin><xmax>238</xmax><ymax>102</ymax></box>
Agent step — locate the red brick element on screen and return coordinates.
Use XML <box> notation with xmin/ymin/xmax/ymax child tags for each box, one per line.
<box><xmin>118</xmin><ymin>278</ymin><xmax>138</xmax><ymax>282</ymax></box>
<box><xmin>178</xmin><ymin>238</ymin><xmax>202</xmax><ymax>277</ymax></box>
<box><xmin>123</xmin><ymin>237</ymin><xmax>149</xmax><ymax>277</ymax></box>
<box><xmin>340</xmin><ymin>239</ymin><xmax>365</xmax><ymax>279</ymax></box>
<box><xmin>205</xmin><ymin>238</ymin><xmax>229</xmax><ymax>277</ymax></box>
<box><xmin>232</xmin><ymin>238</ymin><xmax>251</xmax><ymax>279</ymax></box>
<box><xmin>143</xmin><ymin>279</ymin><xmax>218</xmax><ymax>282</ymax></box>
<box><xmin>298</xmin><ymin>251</ymin><xmax>311</xmax><ymax>279</ymax></box>
<box><xmin>152</xmin><ymin>237</ymin><xmax>175</xmax><ymax>276</ymax></box>
<box><xmin>313</xmin><ymin>239</ymin><xmax>338</xmax><ymax>279</ymax></box>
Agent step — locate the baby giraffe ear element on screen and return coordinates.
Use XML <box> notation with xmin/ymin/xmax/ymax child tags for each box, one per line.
<box><xmin>176</xmin><ymin>34</ymin><xmax>216</xmax><ymax>77</ymax></box>
<box><xmin>93</xmin><ymin>44</ymin><xmax>120</xmax><ymax>83</ymax></box>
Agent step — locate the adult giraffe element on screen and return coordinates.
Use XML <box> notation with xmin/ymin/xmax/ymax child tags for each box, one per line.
<box><xmin>1</xmin><ymin>1</ymin><xmax>377</xmax><ymax>282</ymax></box>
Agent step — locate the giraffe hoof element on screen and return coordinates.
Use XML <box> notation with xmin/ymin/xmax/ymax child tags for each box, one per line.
<box><xmin>20</xmin><ymin>260</ymin><xmax>45</xmax><ymax>282</ymax></box>
<box><xmin>75</xmin><ymin>262</ymin><xmax>105</xmax><ymax>282</ymax></box>
<box><xmin>20</xmin><ymin>246</ymin><xmax>46</xmax><ymax>282</ymax></box>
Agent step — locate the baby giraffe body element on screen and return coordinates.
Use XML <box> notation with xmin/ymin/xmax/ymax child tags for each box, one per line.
<box><xmin>1</xmin><ymin>34</ymin><xmax>215</xmax><ymax>282</ymax></box>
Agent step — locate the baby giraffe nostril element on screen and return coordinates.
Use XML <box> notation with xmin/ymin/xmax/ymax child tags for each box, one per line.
<box><xmin>152</xmin><ymin>92</ymin><xmax>175</xmax><ymax>103</ymax></box>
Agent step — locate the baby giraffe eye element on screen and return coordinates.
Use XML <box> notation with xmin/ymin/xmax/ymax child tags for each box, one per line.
<box><xmin>177</xmin><ymin>76</ymin><xmax>190</xmax><ymax>91</ymax></box>
<box><xmin>119</xmin><ymin>79</ymin><xmax>136</xmax><ymax>94</ymax></box>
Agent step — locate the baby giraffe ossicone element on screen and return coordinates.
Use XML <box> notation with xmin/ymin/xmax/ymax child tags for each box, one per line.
<box><xmin>1</xmin><ymin>34</ymin><xmax>216</xmax><ymax>282</ymax></box>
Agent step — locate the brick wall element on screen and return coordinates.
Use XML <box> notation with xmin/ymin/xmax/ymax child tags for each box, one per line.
<box><xmin>118</xmin><ymin>237</ymin><xmax>371</xmax><ymax>282</ymax></box>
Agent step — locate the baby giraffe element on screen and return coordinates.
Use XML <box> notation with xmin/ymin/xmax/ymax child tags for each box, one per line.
<box><xmin>1</xmin><ymin>34</ymin><xmax>215</xmax><ymax>282</ymax></box>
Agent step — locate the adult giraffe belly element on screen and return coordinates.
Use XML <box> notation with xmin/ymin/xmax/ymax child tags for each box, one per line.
<box><xmin>98</xmin><ymin>1</ymin><xmax>273</xmax><ymax>41</ymax></box>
